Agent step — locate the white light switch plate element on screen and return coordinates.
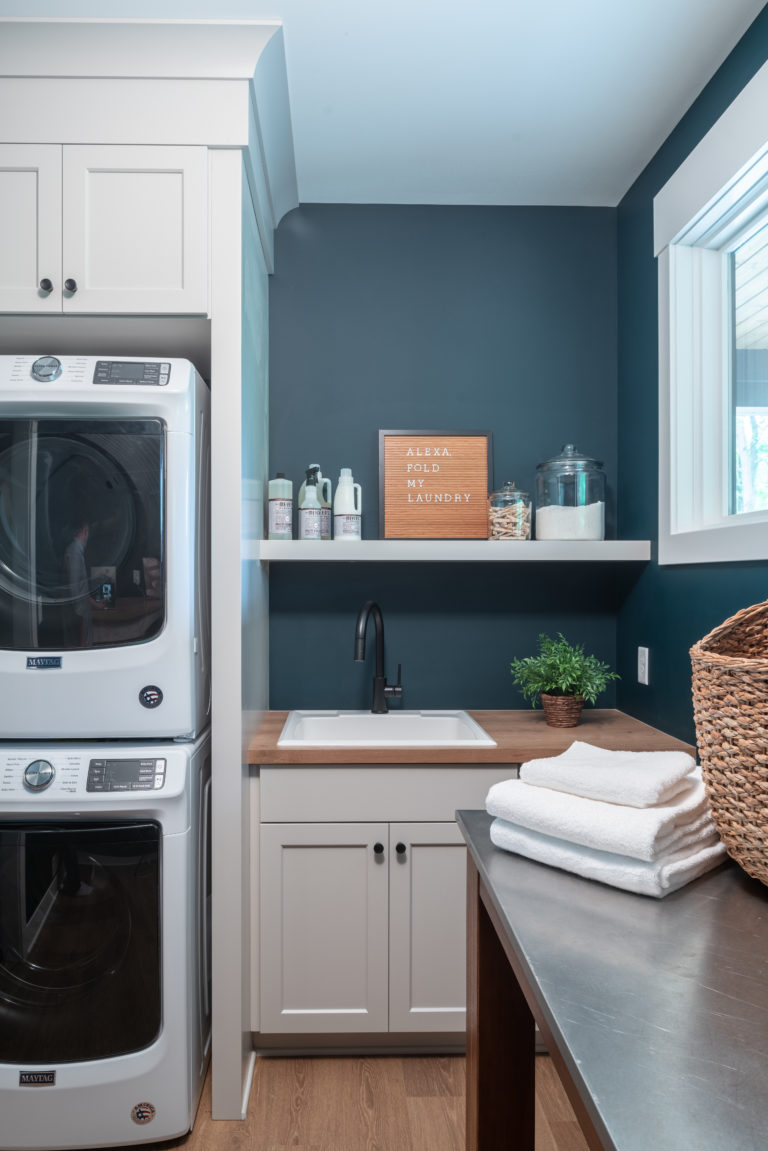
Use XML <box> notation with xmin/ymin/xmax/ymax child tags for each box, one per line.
<box><xmin>637</xmin><ymin>646</ymin><xmax>649</xmax><ymax>685</ymax></box>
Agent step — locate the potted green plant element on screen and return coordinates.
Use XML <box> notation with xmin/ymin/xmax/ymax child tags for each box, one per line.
<box><xmin>509</xmin><ymin>632</ymin><xmax>620</xmax><ymax>727</ymax></box>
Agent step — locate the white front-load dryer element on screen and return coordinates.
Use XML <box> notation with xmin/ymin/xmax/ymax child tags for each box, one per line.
<box><xmin>0</xmin><ymin>732</ymin><xmax>211</xmax><ymax>1150</ymax></box>
<box><xmin>0</xmin><ymin>355</ymin><xmax>210</xmax><ymax>739</ymax></box>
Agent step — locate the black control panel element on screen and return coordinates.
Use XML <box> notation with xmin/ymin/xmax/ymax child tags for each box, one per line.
<box><xmin>93</xmin><ymin>360</ymin><xmax>171</xmax><ymax>386</ymax></box>
<box><xmin>87</xmin><ymin>757</ymin><xmax>167</xmax><ymax>792</ymax></box>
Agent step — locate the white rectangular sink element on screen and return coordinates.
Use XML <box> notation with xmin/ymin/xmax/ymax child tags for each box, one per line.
<box><xmin>277</xmin><ymin>709</ymin><xmax>497</xmax><ymax>748</ymax></box>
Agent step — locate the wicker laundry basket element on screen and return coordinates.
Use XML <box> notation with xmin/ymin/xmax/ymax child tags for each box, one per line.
<box><xmin>690</xmin><ymin>599</ymin><xmax>768</xmax><ymax>885</ymax></box>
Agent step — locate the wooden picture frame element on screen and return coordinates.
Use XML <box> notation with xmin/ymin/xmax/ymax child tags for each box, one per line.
<box><xmin>378</xmin><ymin>430</ymin><xmax>493</xmax><ymax>539</ymax></box>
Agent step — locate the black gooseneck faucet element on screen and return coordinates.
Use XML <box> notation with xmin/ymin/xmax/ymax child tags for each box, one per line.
<box><xmin>354</xmin><ymin>600</ymin><xmax>403</xmax><ymax>714</ymax></box>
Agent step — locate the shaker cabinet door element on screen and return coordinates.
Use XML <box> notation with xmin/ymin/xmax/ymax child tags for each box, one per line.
<box><xmin>388</xmin><ymin>821</ymin><xmax>468</xmax><ymax>1032</ymax></box>
<box><xmin>62</xmin><ymin>145</ymin><xmax>208</xmax><ymax>315</ymax></box>
<box><xmin>0</xmin><ymin>144</ymin><xmax>61</xmax><ymax>313</ymax></box>
<box><xmin>260</xmin><ymin>822</ymin><xmax>390</xmax><ymax>1034</ymax></box>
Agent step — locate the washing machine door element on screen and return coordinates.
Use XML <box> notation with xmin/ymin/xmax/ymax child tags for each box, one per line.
<box><xmin>0</xmin><ymin>418</ymin><xmax>165</xmax><ymax>651</ymax></box>
<box><xmin>0</xmin><ymin>820</ymin><xmax>161</xmax><ymax>1063</ymax></box>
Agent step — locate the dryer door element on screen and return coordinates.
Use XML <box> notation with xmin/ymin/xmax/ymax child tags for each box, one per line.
<box><xmin>0</xmin><ymin>820</ymin><xmax>161</xmax><ymax>1063</ymax></box>
<box><xmin>0</xmin><ymin>418</ymin><xmax>165</xmax><ymax>651</ymax></box>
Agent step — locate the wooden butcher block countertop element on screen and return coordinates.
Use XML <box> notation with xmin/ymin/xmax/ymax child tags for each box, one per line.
<box><xmin>247</xmin><ymin>709</ymin><xmax>696</xmax><ymax>765</ymax></box>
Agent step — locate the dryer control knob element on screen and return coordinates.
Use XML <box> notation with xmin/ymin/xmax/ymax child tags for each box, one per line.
<box><xmin>24</xmin><ymin>759</ymin><xmax>55</xmax><ymax>791</ymax></box>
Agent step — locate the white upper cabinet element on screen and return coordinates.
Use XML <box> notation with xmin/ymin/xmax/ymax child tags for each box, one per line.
<box><xmin>0</xmin><ymin>143</ymin><xmax>208</xmax><ymax>315</ymax></box>
<box><xmin>0</xmin><ymin>145</ymin><xmax>61</xmax><ymax>314</ymax></box>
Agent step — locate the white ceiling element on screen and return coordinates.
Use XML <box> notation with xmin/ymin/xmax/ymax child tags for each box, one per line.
<box><xmin>264</xmin><ymin>0</ymin><xmax>768</xmax><ymax>206</ymax></box>
<box><xmin>1</xmin><ymin>0</ymin><xmax>766</xmax><ymax>205</ymax></box>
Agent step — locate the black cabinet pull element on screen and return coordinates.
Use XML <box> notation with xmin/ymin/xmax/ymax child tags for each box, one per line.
<box><xmin>64</xmin><ymin>278</ymin><xmax>78</xmax><ymax>293</ymax></box>
<box><xmin>39</xmin><ymin>278</ymin><xmax>53</xmax><ymax>293</ymax></box>
<box><xmin>373</xmin><ymin>842</ymin><xmax>384</xmax><ymax>855</ymax></box>
<box><xmin>395</xmin><ymin>842</ymin><xmax>406</xmax><ymax>855</ymax></box>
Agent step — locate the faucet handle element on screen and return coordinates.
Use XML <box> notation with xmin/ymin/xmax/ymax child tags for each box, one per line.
<box><xmin>384</xmin><ymin>664</ymin><xmax>404</xmax><ymax>700</ymax></box>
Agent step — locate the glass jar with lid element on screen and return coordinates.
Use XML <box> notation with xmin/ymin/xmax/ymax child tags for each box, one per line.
<box><xmin>535</xmin><ymin>444</ymin><xmax>605</xmax><ymax>540</ymax></box>
<box><xmin>487</xmin><ymin>481</ymin><xmax>532</xmax><ymax>540</ymax></box>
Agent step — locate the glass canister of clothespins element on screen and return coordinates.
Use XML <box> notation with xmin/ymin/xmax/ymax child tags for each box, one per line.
<box><xmin>487</xmin><ymin>481</ymin><xmax>532</xmax><ymax>540</ymax></box>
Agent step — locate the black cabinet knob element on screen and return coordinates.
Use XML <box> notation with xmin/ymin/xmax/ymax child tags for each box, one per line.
<box><xmin>373</xmin><ymin>842</ymin><xmax>384</xmax><ymax>855</ymax></box>
<box><xmin>64</xmin><ymin>278</ymin><xmax>78</xmax><ymax>293</ymax></box>
<box><xmin>395</xmin><ymin>842</ymin><xmax>406</xmax><ymax>855</ymax></box>
<box><xmin>39</xmin><ymin>278</ymin><xmax>53</xmax><ymax>293</ymax></box>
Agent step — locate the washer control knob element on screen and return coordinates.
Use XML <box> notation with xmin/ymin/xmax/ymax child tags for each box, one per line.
<box><xmin>30</xmin><ymin>355</ymin><xmax>62</xmax><ymax>382</ymax></box>
<box><xmin>24</xmin><ymin>759</ymin><xmax>55</xmax><ymax>791</ymax></box>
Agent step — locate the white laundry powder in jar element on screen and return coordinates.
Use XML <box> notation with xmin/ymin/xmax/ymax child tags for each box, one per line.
<box><xmin>534</xmin><ymin>501</ymin><xmax>605</xmax><ymax>540</ymax></box>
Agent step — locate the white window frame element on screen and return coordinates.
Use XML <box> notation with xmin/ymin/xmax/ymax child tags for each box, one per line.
<box><xmin>654</xmin><ymin>59</ymin><xmax>768</xmax><ymax>565</ymax></box>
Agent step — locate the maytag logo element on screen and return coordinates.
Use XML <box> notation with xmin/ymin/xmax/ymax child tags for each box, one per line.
<box><xmin>19</xmin><ymin>1071</ymin><xmax>56</xmax><ymax>1086</ymax></box>
<box><xmin>26</xmin><ymin>657</ymin><xmax>62</xmax><ymax>670</ymax></box>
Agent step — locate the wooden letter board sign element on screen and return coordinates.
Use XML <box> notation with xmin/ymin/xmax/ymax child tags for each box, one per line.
<box><xmin>379</xmin><ymin>430</ymin><xmax>492</xmax><ymax>539</ymax></box>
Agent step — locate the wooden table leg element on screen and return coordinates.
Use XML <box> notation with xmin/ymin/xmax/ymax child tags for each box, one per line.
<box><xmin>466</xmin><ymin>855</ymin><xmax>535</xmax><ymax>1151</ymax></box>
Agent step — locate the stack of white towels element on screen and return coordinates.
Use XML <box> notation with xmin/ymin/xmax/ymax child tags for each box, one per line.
<box><xmin>485</xmin><ymin>740</ymin><xmax>727</xmax><ymax>898</ymax></box>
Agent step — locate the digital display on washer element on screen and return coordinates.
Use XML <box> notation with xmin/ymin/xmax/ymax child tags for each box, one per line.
<box><xmin>87</xmin><ymin>757</ymin><xmax>166</xmax><ymax>791</ymax></box>
<box><xmin>93</xmin><ymin>360</ymin><xmax>171</xmax><ymax>386</ymax></box>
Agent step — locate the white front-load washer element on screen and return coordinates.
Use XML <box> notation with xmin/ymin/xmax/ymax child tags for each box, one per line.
<box><xmin>0</xmin><ymin>355</ymin><xmax>210</xmax><ymax>739</ymax></box>
<box><xmin>0</xmin><ymin>731</ymin><xmax>211</xmax><ymax>1150</ymax></box>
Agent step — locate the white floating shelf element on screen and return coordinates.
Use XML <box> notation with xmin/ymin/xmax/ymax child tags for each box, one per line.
<box><xmin>250</xmin><ymin>539</ymin><xmax>651</xmax><ymax>562</ymax></box>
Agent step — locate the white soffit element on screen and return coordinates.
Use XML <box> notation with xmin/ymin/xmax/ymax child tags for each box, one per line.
<box><xmin>0</xmin><ymin>18</ymin><xmax>279</xmax><ymax>78</ymax></box>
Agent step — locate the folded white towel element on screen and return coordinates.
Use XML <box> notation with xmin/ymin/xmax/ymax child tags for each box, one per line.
<box><xmin>485</xmin><ymin>773</ymin><xmax>710</xmax><ymax>862</ymax></box>
<box><xmin>659</xmin><ymin>809</ymin><xmax>719</xmax><ymax>858</ymax></box>
<box><xmin>489</xmin><ymin>817</ymin><xmax>727</xmax><ymax>898</ymax></box>
<box><xmin>519</xmin><ymin>740</ymin><xmax>696</xmax><ymax>808</ymax></box>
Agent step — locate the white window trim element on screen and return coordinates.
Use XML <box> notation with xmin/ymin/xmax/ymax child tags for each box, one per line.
<box><xmin>655</xmin><ymin>59</ymin><xmax>768</xmax><ymax>565</ymax></box>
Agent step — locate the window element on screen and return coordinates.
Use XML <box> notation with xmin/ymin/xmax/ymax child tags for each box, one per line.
<box><xmin>732</xmin><ymin>236</ymin><xmax>768</xmax><ymax>515</ymax></box>
<box><xmin>655</xmin><ymin>61</ymin><xmax>768</xmax><ymax>564</ymax></box>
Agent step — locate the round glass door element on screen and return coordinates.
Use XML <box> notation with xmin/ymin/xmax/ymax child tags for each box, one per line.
<box><xmin>0</xmin><ymin>419</ymin><xmax>165</xmax><ymax>650</ymax></box>
<box><xmin>0</xmin><ymin>820</ymin><xmax>161</xmax><ymax>1063</ymax></box>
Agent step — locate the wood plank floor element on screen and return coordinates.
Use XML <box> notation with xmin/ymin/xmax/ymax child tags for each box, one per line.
<box><xmin>134</xmin><ymin>1054</ymin><xmax>589</xmax><ymax>1151</ymax></box>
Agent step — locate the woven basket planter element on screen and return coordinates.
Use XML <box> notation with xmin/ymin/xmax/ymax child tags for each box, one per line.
<box><xmin>540</xmin><ymin>693</ymin><xmax>585</xmax><ymax>728</ymax></box>
<box><xmin>690</xmin><ymin>599</ymin><xmax>768</xmax><ymax>885</ymax></box>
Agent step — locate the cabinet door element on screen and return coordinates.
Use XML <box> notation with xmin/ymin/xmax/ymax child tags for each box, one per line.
<box><xmin>0</xmin><ymin>145</ymin><xmax>61</xmax><ymax>313</ymax></box>
<box><xmin>389</xmin><ymin>822</ymin><xmax>468</xmax><ymax>1033</ymax></box>
<box><xmin>260</xmin><ymin>822</ymin><xmax>389</xmax><ymax>1034</ymax></box>
<box><xmin>62</xmin><ymin>145</ymin><xmax>208</xmax><ymax>315</ymax></box>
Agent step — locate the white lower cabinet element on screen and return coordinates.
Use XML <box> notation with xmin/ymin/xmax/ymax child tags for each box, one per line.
<box><xmin>388</xmin><ymin>821</ymin><xmax>468</xmax><ymax>1032</ymax></box>
<box><xmin>260</xmin><ymin>821</ymin><xmax>390</xmax><ymax>1033</ymax></box>
<box><xmin>258</xmin><ymin>764</ymin><xmax>513</xmax><ymax>1038</ymax></box>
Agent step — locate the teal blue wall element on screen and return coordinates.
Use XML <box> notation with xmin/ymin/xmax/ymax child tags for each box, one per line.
<box><xmin>616</xmin><ymin>11</ymin><xmax>768</xmax><ymax>743</ymax></box>
<box><xmin>270</xmin><ymin>4</ymin><xmax>768</xmax><ymax>724</ymax></box>
<box><xmin>269</xmin><ymin>206</ymin><xmax>621</xmax><ymax>710</ymax></box>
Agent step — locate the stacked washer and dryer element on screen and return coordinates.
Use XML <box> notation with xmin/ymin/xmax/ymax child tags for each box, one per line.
<box><xmin>0</xmin><ymin>355</ymin><xmax>212</xmax><ymax>1150</ymax></box>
